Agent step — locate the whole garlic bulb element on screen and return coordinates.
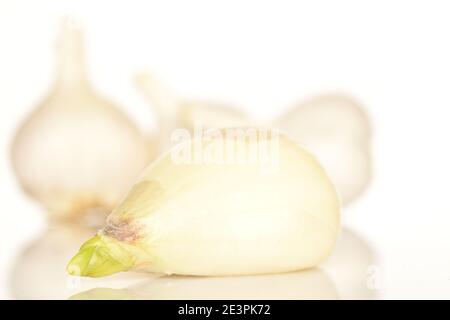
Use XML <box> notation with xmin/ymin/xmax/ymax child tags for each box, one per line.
<box><xmin>11</xmin><ymin>21</ymin><xmax>153</xmax><ymax>223</ymax></box>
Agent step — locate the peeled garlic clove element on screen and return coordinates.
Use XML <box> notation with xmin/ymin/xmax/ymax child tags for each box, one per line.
<box><xmin>11</xmin><ymin>20</ymin><xmax>153</xmax><ymax>222</ymax></box>
<box><xmin>274</xmin><ymin>95</ymin><xmax>371</xmax><ymax>205</ymax></box>
<box><xmin>67</xmin><ymin>130</ymin><xmax>340</xmax><ymax>277</ymax></box>
<box><xmin>135</xmin><ymin>72</ymin><xmax>250</xmax><ymax>152</ymax></box>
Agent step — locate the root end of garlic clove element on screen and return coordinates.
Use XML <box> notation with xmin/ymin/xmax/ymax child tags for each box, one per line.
<box><xmin>67</xmin><ymin>235</ymin><xmax>135</xmax><ymax>278</ymax></box>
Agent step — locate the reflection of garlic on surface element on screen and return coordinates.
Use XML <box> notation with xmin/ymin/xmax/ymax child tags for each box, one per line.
<box><xmin>11</xmin><ymin>224</ymin><xmax>94</xmax><ymax>299</ymax></box>
<box><xmin>136</xmin><ymin>73</ymin><xmax>371</xmax><ymax>205</ymax></box>
<box><xmin>11</xmin><ymin>223</ymin><xmax>148</xmax><ymax>299</ymax></box>
<box><xmin>71</xmin><ymin>269</ymin><xmax>338</xmax><ymax>300</ymax></box>
<box><xmin>11</xmin><ymin>21</ymin><xmax>153</xmax><ymax>223</ymax></box>
<box><xmin>67</xmin><ymin>132</ymin><xmax>340</xmax><ymax>277</ymax></box>
<box><xmin>323</xmin><ymin>227</ymin><xmax>377</xmax><ymax>299</ymax></box>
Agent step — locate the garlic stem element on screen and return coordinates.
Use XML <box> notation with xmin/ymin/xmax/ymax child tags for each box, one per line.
<box><xmin>11</xmin><ymin>18</ymin><xmax>154</xmax><ymax>222</ymax></box>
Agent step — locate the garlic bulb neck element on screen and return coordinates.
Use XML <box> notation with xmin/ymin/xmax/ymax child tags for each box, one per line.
<box><xmin>134</xmin><ymin>73</ymin><xmax>179</xmax><ymax>121</ymax></box>
<box><xmin>135</xmin><ymin>73</ymin><xmax>179</xmax><ymax>152</ymax></box>
<box><xmin>55</xmin><ymin>21</ymin><xmax>89</xmax><ymax>92</ymax></box>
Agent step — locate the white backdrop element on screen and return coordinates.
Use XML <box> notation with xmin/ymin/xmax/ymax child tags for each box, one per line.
<box><xmin>1</xmin><ymin>0</ymin><xmax>450</xmax><ymax>299</ymax></box>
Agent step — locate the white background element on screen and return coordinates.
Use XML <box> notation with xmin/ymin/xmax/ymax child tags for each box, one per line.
<box><xmin>1</xmin><ymin>0</ymin><xmax>450</xmax><ymax>299</ymax></box>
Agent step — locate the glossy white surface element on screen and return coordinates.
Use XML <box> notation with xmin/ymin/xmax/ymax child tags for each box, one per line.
<box><xmin>10</xmin><ymin>227</ymin><xmax>376</xmax><ymax>300</ymax></box>
<box><xmin>1</xmin><ymin>0</ymin><xmax>450</xmax><ymax>299</ymax></box>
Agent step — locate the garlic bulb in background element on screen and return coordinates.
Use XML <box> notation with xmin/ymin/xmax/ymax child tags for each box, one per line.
<box><xmin>136</xmin><ymin>72</ymin><xmax>372</xmax><ymax>206</ymax></box>
<box><xmin>11</xmin><ymin>21</ymin><xmax>153</xmax><ymax>224</ymax></box>
<box><xmin>135</xmin><ymin>72</ymin><xmax>249</xmax><ymax>152</ymax></box>
<box><xmin>274</xmin><ymin>95</ymin><xmax>371</xmax><ymax>205</ymax></box>
<box><xmin>67</xmin><ymin>131</ymin><xmax>340</xmax><ymax>277</ymax></box>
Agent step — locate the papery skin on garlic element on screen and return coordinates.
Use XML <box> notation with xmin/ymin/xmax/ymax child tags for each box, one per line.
<box><xmin>67</xmin><ymin>130</ymin><xmax>340</xmax><ymax>277</ymax></box>
<box><xmin>11</xmin><ymin>21</ymin><xmax>153</xmax><ymax>223</ymax></box>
